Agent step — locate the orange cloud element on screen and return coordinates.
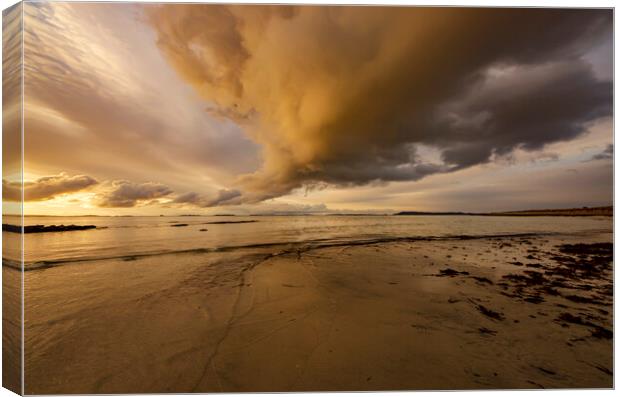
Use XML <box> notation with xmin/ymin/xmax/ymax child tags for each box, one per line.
<box><xmin>147</xmin><ymin>6</ymin><xmax>612</xmax><ymax>203</ymax></box>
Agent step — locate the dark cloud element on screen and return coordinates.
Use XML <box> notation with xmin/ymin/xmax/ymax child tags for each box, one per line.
<box><xmin>3</xmin><ymin>173</ymin><xmax>98</xmax><ymax>202</ymax></box>
<box><xmin>148</xmin><ymin>6</ymin><xmax>612</xmax><ymax>203</ymax></box>
<box><xmin>429</xmin><ymin>61</ymin><xmax>612</xmax><ymax>168</ymax></box>
<box><xmin>97</xmin><ymin>180</ymin><xmax>173</xmax><ymax>207</ymax></box>
<box><xmin>589</xmin><ymin>144</ymin><xmax>613</xmax><ymax>161</ymax></box>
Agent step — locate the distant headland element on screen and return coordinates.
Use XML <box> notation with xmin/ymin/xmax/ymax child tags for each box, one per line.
<box><xmin>395</xmin><ymin>206</ymin><xmax>613</xmax><ymax>217</ymax></box>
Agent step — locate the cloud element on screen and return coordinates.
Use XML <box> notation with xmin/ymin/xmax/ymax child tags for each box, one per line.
<box><xmin>147</xmin><ymin>6</ymin><xmax>612</xmax><ymax>203</ymax></box>
<box><xmin>7</xmin><ymin>171</ymin><xmax>240</xmax><ymax>209</ymax></box>
<box><xmin>409</xmin><ymin>161</ymin><xmax>613</xmax><ymax>212</ymax></box>
<box><xmin>304</xmin><ymin>155</ymin><xmax>612</xmax><ymax>213</ymax></box>
<box><xmin>172</xmin><ymin>189</ymin><xmax>241</xmax><ymax>207</ymax></box>
<box><xmin>3</xmin><ymin>4</ymin><xmax>23</xmax><ymax>178</ymax></box>
<box><xmin>431</xmin><ymin>62</ymin><xmax>611</xmax><ymax>168</ymax></box>
<box><xmin>3</xmin><ymin>173</ymin><xmax>98</xmax><ymax>202</ymax></box>
<box><xmin>589</xmin><ymin>144</ymin><xmax>613</xmax><ymax>161</ymax></box>
<box><xmin>96</xmin><ymin>180</ymin><xmax>173</xmax><ymax>207</ymax></box>
<box><xmin>22</xmin><ymin>2</ymin><xmax>261</xmax><ymax>198</ymax></box>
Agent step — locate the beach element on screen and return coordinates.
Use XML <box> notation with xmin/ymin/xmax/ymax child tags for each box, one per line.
<box><xmin>8</xmin><ymin>216</ymin><xmax>612</xmax><ymax>393</ymax></box>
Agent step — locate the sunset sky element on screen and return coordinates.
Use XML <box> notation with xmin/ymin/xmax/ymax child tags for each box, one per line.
<box><xmin>3</xmin><ymin>3</ymin><xmax>613</xmax><ymax>216</ymax></box>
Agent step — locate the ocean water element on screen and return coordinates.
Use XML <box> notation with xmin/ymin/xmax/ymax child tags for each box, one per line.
<box><xmin>2</xmin><ymin>215</ymin><xmax>612</xmax><ymax>269</ymax></box>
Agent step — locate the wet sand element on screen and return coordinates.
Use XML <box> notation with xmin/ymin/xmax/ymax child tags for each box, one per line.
<box><xmin>19</xmin><ymin>231</ymin><xmax>612</xmax><ymax>393</ymax></box>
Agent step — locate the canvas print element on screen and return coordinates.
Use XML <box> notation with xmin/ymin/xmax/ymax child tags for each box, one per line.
<box><xmin>1</xmin><ymin>1</ymin><xmax>614</xmax><ymax>394</ymax></box>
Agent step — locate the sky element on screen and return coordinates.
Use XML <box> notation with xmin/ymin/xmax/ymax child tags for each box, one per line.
<box><xmin>2</xmin><ymin>3</ymin><xmax>613</xmax><ymax>216</ymax></box>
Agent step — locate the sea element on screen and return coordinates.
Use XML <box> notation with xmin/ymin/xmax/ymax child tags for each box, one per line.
<box><xmin>2</xmin><ymin>215</ymin><xmax>613</xmax><ymax>270</ymax></box>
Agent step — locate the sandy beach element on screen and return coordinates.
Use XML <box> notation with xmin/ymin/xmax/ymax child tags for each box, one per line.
<box><xmin>17</xmin><ymin>229</ymin><xmax>612</xmax><ymax>393</ymax></box>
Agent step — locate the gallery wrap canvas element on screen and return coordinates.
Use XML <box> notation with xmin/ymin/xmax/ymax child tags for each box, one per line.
<box><xmin>1</xmin><ymin>1</ymin><xmax>614</xmax><ymax>394</ymax></box>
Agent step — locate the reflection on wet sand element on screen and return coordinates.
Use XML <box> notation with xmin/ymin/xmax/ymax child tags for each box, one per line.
<box><xmin>19</xmin><ymin>231</ymin><xmax>612</xmax><ymax>393</ymax></box>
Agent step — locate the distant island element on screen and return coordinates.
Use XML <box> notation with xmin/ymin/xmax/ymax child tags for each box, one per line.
<box><xmin>395</xmin><ymin>206</ymin><xmax>613</xmax><ymax>217</ymax></box>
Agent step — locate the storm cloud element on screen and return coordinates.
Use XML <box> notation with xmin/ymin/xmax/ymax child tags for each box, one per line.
<box><xmin>3</xmin><ymin>173</ymin><xmax>98</xmax><ymax>202</ymax></box>
<box><xmin>148</xmin><ymin>6</ymin><xmax>612</xmax><ymax>202</ymax></box>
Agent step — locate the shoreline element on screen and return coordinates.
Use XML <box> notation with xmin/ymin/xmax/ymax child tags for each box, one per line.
<box><xmin>17</xmin><ymin>230</ymin><xmax>613</xmax><ymax>393</ymax></box>
<box><xmin>3</xmin><ymin>229</ymin><xmax>611</xmax><ymax>271</ymax></box>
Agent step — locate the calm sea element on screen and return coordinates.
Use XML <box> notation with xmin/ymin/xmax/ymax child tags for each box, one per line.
<box><xmin>2</xmin><ymin>215</ymin><xmax>612</xmax><ymax>269</ymax></box>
